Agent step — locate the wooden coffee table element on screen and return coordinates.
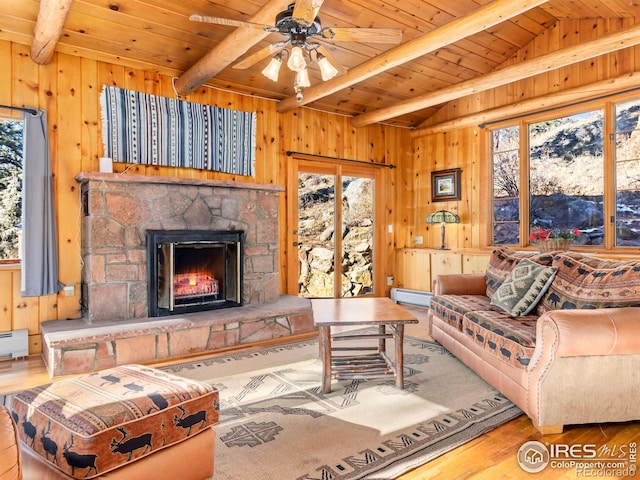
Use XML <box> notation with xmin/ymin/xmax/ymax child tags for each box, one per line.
<box><xmin>311</xmin><ymin>297</ymin><xmax>419</xmax><ymax>393</ymax></box>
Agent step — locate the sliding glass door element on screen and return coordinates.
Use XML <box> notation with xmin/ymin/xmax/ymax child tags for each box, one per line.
<box><xmin>288</xmin><ymin>159</ymin><xmax>381</xmax><ymax>298</ymax></box>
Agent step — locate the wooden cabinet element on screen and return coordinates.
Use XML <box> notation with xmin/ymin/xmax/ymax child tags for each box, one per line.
<box><xmin>394</xmin><ymin>248</ymin><xmax>490</xmax><ymax>292</ymax></box>
<box><xmin>394</xmin><ymin>249</ymin><xmax>431</xmax><ymax>291</ymax></box>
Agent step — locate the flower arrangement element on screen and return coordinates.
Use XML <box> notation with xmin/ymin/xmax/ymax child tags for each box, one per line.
<box><xmin>529</xmin><ymin>227</ymin><xmax>582</xmax><ymax>243</ymax></box>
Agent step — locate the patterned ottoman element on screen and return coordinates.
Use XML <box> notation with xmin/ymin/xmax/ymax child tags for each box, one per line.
<box><xmin>10</xmin><ymin>364</ymin><xmax>218</xmax><ymax>479</ymax></box>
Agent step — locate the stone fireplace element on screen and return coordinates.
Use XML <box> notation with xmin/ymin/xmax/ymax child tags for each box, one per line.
<box><xmin>39</xmin><ymin>173</ymin><xmax>314</xmax><ymax>378</ymax></box>
<box><xmin>78</xmin><ymin>172</ymin><xmax>281</xmax><ymax>323</ymax></box>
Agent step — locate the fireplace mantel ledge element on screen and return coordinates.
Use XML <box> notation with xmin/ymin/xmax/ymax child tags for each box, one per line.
<box><xmin>76</xmin><ymin>172</ymin><xmax>285</xmax><ymax>192</ymax></box>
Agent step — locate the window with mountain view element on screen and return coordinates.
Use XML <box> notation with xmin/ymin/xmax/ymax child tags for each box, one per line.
<box><xmin>529</xmin><ymin>110</ymin><xmax>604</xmax><ymax>246</ymax></box>
<box><xmin>615</xmin><ymin>99</ymin><xmax>640</xmax><ymax>246</ymax></box>
<box><xmin>0</xmin><ymin>119</ymin><xmax>23</xmax><ymax>260</ymax></box>
<box><xmin>490</xmin><ymin>96</ymin><xmax>640</xmax><ymax>248</ymax></box>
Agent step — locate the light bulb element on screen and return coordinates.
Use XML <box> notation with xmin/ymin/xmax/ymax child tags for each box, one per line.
<box><xmin>287</xmin><ymin>46</ymin><xmax>306</xmax><ymax>72</ymax></box>
<box><xmin>317</xmin><ymin>54</ymin><xmax>339</xmax><ymax>81</ymax></box>
<box><xmin>296</xmin><ymin>68</ymin><xmax>311</xmax><ymax>88</ymax></box>
<box><xmin>261</xmin><ymin>55</ymin><xmax>283</xmax><ymax>82</ymax></box>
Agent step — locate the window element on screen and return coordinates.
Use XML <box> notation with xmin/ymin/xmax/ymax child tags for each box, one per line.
<box><xmin>491</xmin><ymin>126</ymin><xmax>520</xmax><ymax>244</ymax></box>
<box><xmin>614</xmin><ymin>99</ymin><xmax>640</xmax><ymax>246</ymax></box>
<box><xmin>0</xmin><ymin>119</ymin><xmax>23</xmax><ymax>260</ymax></box>
<box><xmin>490</xmin><ymin>95</ymin><xmax>640</xmax><ymax>248</ymax></box>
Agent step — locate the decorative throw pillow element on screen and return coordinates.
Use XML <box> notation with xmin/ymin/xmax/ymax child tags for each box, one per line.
<box><xmin>490</xmin><ymin>258</ymin><xmax>558</xmax><ymax>316</ymax></box>
<box><xmin>537</xmin><ymin>254</ymin><xmax>640</xmax><ymax>311</ymax></box>
<box><xmin>485</xmin><ymin>248</ymin><xmax>556</xmax><ymax>298</ymax></box>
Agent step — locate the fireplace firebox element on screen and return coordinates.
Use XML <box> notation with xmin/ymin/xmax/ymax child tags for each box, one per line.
<box><xmin>146</xmin><ymin>230</ymin><xmax>244</xmax><ymax>317</ymax></box>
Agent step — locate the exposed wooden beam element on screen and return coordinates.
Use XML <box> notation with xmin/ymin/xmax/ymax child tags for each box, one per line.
<box><xmin>276</xmin><ymin>0</ymin><xmax>550</xmax><ymax>113</ymax></box>
<box><xmin>410</xmin><ymin>72</ymin><xmax>640</xmax><ymax>135</ymax></box>
<box><xmin>352</xmin><ymin>22</ymin><xmax>640</xmax><ymax>128</ymax></box>
<box><xmin>174</xmin><ymin>0</ymin><xmax>291</xmax><ymax>96</ymax></box>
<box><xmin>30</xmin><ymin>0</ymin><xmax>73</xmax><ymax>65</ymax></box>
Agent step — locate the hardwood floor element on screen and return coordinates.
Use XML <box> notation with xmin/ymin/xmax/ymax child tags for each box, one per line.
<box><xmin>3</xmin><ymin>304</ymin><xmax>640</xmax><ymax>479</ymax></box>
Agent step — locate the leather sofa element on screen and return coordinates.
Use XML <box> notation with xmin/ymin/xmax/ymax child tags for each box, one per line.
<box><xmin>0</xmin><ymin>406</ymin><xmax>21</xmax><ymax>480</ymax></box>
<box><xmin>427</xmin><ymin>248</ymin><xmax>640</xmax><ymax>434</ymax></box>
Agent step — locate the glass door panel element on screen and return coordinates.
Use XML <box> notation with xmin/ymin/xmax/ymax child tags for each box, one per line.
<box><xmin>341</xmin><ymin>176</ymin><xmax>374</xmax><ymax>296</ymax></box>
<box><xmin>297</xmin><ymin>172</ymin><xmax>336</xmax><ymax>298</ymax></box>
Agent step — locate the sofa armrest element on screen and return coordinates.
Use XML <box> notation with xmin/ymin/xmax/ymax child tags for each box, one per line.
<box><xmin>526</xmin><ymin>307</ymin><xmax>640</xmax><ymax>431</ymax></box>
<box><xmin>432</xmin><ymin>273</ymin><xmax>487</xmax><ymax>296</ymax></box>
<box><xmin>535</xmin><ymin>307</ymin><xmax>640</xmax><ymax>358</ymax></box>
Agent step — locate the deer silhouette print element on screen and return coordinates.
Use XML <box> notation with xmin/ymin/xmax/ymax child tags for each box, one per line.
<box><xmin>40</xmin><ymin>420</ymin><xmax>58</xmax><ymax>464</ymax></box>
<box><xmin>173</xmin><ymin>405</ymin><xmax>207</xmax><ymax>436</ymax></box>
<box><xmin>110</xmin><ymin>426</ymin><xmax>153</xmax><ymax>461</ymax></box>
<box><xmin>63</xmin><ymin>435</ymin><xmax>98</xmax><ymax>477</ymax></box>
<box><xmin>21</xmin><ymin>415</ymin><xmax>37</xmax><ymax>447</ymax></box>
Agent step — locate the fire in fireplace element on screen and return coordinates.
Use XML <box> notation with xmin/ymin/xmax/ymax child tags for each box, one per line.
<box><xmin>146</xmin><ymin>230</ymin><xmax>244</xmax><ymax>316</ymax></box>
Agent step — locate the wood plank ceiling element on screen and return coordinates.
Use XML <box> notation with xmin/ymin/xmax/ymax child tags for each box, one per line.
<box><xmin>3</xmin><ymin>0</ymin><xmax>640</xmax><ymax>128</ymax></box>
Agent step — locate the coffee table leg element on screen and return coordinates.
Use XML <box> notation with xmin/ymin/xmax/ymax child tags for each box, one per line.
<box><xmin>319</xmin><ymin>325</ymin><xmax>332</xmax><ymax>393</ymax></box>
<box><xmin>395</xmin><ymin>324</ymin><xmax>405</xmax><ymax>389</ymax></box>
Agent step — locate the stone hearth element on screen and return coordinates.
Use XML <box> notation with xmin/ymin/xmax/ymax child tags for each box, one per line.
<box><xmin>41</xmin><ymin>295</ymin><xmax>312</xmax><ymax>377</ymax></box>
<box><xmin>39</xmin><ymin>173</ymin><xmax>316</xmax><ymax>377</ymax></box>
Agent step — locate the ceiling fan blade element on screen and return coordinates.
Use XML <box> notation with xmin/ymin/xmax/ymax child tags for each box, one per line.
<box><xmin>322</xmin><ymin>27</ymin><xmax>403</xmax><ymax>44</ymax></box>
<box><xmin>317</xmin><ymin>45</ymin><xmax>347</xmax><ymax>75</ymax></box>
<box><xmin>292</xmin><ymin>0</ymin><xmax>325</xmax><ymax>23</ymax></box>
<box><xmin>233</xmin><ymin>42</ymin><xmax>288</xmax><ymax>69</ymax></box>
<box><xmin>189</xmin><ymin>14</ymin><xmax>271</xmax><ymax>31</ymax></box>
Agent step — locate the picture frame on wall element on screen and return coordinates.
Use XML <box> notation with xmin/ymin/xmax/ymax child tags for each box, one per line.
<box><xmin>431</xmin><ymin>168</ymin><xmax>461</xmax><ymax>202</ymax></box>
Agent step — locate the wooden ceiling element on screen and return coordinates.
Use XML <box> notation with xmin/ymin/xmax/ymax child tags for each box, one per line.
<box><xmin>3</xmin><ymin>0</ymin><xmax>640</xmax><ymax>128</ymax></box>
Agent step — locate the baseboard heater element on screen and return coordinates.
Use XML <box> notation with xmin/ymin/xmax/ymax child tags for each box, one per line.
<box><xmin>0</xmin><ymin>329</ymin><xmax>28</xmax><ymax>359</ymax></box>
<box><xmin>390</xmin><ymin>288</ymin><xmax>433</xmax><ymax>308</ymax></box>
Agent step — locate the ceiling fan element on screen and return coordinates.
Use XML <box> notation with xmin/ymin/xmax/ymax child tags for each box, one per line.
<box><xmin>190</xmin><ymin>0</ymin><xmax>402</xmax><ymax>101</ymax></box>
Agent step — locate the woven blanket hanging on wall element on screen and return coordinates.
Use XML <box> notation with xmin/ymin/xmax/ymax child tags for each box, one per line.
<box><xmin>100</xmin><ymin>86</ymin><xmax>256</xmax><ymax>176</ymax></box>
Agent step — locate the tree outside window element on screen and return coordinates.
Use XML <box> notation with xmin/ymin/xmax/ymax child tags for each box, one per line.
<box><xmin>0</xmin><ymin>119</ymin><xmax>23</xmax><ymax>260</ymax></box>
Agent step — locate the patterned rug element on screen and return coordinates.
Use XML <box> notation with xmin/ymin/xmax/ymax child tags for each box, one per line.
<box><xmin>161</xmin><ymin>334</ymin><xmax>522</xmax><ymax>479</ymax></box>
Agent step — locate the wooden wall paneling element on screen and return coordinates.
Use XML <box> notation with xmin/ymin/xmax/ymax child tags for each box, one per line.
<box><xmin>563</xmin><ymin>20</ymin><xmax>581</xmax><ymax>90</ymax></box>
<box><xmin>78</xmin><ymin>58</ymin><xmax>99</xmax><ymax>173</ymax></box>
<box><xmin>398</xmin><ymin>141</ymin><xmax>418</xmax><ymax>249</ymax></box>
<box><xmin>415</xmin><ymin>166</ymin><xmax>429</xmax><ymax>248</ymax></box>
<box><xmin>532</xmin><ymin>26</ymin><xmax>550</xmax><ymax>98</ymax></box>
<box><xmin>0</xmin><ymin>42</ymin><xmax>11</xmax><ymax>105</ymax></box>
<box><xmin>324</xmin><ymin>113</ymin><xmax>340</xmax><ymax>160</ymax></box>
<box><xmin>12</xmin><ymin>270</ymin><xmax>39</xmax><ymax>335</ymax></box>
<box><xmin>546</xmin><ymin>20</ymin><xmax>561</xmax><ymax>97</ymax></box>
<box><xmin>0</xmin><ymin>269</ymin><xmax>14</xmax><ymax>332</ymax></box>
<box><xmin>458</xmin><ymin>128</ymin><xmax>471</xmax><ymax>249</ymax></box>
<box><xmin>55</xmin><ymin>53</ymin><xmax>83</xmax><ymax>320</ymax></box>
<box><xmin>256</xmin><ymin>98</ymin><xmax>279</xmax><ymax>186</ymax></box>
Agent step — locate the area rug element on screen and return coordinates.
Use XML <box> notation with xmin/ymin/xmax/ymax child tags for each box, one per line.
<box><xmin>161</xmin><ymin>334</ymin><xmax>522</xmax><ymax>479</ymax></box>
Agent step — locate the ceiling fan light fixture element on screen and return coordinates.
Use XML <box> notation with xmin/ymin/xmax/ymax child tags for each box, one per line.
<box><xmin>317</xmin><ymin>53</ymin><xmax>339</xmax><ymax>81</ymax></box>
<box><xmin>287</xmin><ymin>46</ymin><xmax>307</xmax><ymax>72</ymax></box>
<box><xmin>261</xmin><ymin>53</ymin><xmax>283</xmax><ymax>82</ymax></box>
<box><xmin>295</xmin><ymin>68</ymin><xmax>311</xmax><ymax>88</ymax></box>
